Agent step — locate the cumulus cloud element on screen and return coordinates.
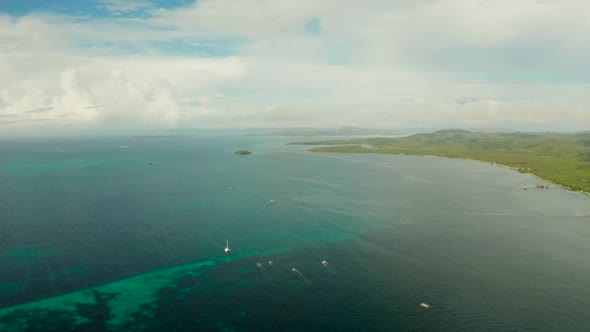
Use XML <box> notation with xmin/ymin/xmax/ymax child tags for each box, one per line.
<box><xmin>1</xmin><ymin>1</ymin><xmax>590</xmax><ymax>132</ymax></box>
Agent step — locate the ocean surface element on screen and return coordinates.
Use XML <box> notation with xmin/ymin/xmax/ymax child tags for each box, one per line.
<box><xmin>1</xmin><ymin>131</ymin><xmax>589</xmax><ymax>331</ymax></box>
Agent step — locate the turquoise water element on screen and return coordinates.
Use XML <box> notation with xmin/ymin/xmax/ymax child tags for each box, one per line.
<box><xmin>1</xmin><ymin>132</ymin><xmax>589</xmax><ymax>331</ymax></box>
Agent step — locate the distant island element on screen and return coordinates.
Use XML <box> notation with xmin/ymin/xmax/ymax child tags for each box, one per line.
<box><xmin>131</xmin><ymin>135</ymin><xmax>190</xmax><ymax>138</ymax></box>
<box><xmin>250</xmin><ymin>126</ymin><xmax>409</xmax><ymax>137</ymax></box>
<box><xmin>292</xmin><ymin>129</ymin><xmax>590</xmax><ymax>193</ymax></box>
<box><xmin>234</xmin><ymin>150</ymin><xmax>252</xmax><ymax>155</ymax></box>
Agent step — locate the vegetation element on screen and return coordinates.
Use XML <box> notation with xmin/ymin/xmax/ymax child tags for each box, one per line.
<box><xmin>293</xmin><ymin>129</ymin><xmax>590</xmax><ymax>193</ymax></box>
<box><xmin>131</xmin><ymin>135</ymin><xmax>189</xmax><ymax>138</ymax></box>
<box><xmin>234</xmin><ymin>150</ymin><xmax>252</xmax><ymax>155</ymax></box>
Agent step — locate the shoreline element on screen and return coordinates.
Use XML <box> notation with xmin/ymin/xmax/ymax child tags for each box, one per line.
<box><xmin>309</xmin><ymin>149</ymin><xmax>590</xmax><ymax>196</ymax></box>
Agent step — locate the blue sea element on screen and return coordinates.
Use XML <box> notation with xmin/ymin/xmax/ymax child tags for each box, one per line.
<box><xmin>1</xmin><ymin>131</ymin><xmax>590</xmax><ymax>331</ymax></box>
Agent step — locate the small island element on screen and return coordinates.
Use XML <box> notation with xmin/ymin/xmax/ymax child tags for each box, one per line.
<box><xmin>131</xmin><ymin>135</ymin><xmax>190</xmax><ymax>138</ymax></box>
<box><xmin>234</xmin><ymin>150</ymin><xmax>252</xmax><ymax>155</ymax></box>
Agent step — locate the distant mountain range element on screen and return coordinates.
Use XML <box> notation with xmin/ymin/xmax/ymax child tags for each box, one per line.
<box><xmin>249</xmin><ymin>127</ymin><xmax>417</xmax><ymax>136</ymax></box>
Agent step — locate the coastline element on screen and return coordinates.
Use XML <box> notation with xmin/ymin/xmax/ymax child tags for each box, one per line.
<box><xmin>309</xmin><ymin>148</ymin><xmax>590</xmax><ymax>196</ymax></box>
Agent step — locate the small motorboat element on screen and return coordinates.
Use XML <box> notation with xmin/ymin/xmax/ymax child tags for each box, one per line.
<box><xmin>224</xmin><ymin>240</ymin><xmax>231</xmax><ymax>253</ymax></box>
<box><xmin>419</xmin><ymin>303</ymin><xmax>430</xmax><ymax>310</ymax></box>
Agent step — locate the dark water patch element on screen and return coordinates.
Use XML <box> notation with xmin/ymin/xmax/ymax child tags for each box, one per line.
<box><xmin>74</xmin><ymin>290</ymin><xmax>117</xmax><ymax>332</ymax></box>
<box><xmin>2</xmin><ymin>247</ymin><xmax>57</xmax><ymax>263</ymax></box>
<box><xmin>1</xmin><ymin>308</ymin><xmax>81</xmax><ymax>332</ymax></box>
<box><xmin>0</xmin><ymin>283</ymin><xmax>26</xmax><ymax>297</ymax></box>
<box><xmin>2</xmin><ymin>290</ymin><xmax>118</xmax><ymax>332</ymax></box>
<box><xmin>49</xmin><ymin>266</ymin><xmax>90</xmax><ymax>283</ymax></box>
<box><xmin>177</xmin><ymin>275</ymin><xmax>202</xmax><ymax>290</ymax></box>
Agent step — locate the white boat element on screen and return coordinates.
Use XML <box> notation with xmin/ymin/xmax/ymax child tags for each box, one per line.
<box><xmin>419</xmin><ymin>303</ymin><xmax>430</xmax><ymax>309</ymax></box>
<box><xmin>224</xmin><ymin>240</ymin><xmax>231</xmax><ymax>253</ymax></box>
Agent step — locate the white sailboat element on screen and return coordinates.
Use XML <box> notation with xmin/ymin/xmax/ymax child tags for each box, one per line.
<box><xmin>224</xmin><ymin>240</ymin><xmax>231</xmax><ymax>253</ymax></box>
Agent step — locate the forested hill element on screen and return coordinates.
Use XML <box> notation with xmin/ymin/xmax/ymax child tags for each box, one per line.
<box><xmin>292</xmin><ymin>130</ymin><xmax>590</xmax><ymax>193</ymax></box>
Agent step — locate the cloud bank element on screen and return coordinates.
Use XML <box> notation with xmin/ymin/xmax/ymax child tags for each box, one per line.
<box><xmin>1</xmin><ymin>0</ymin><xmax>589</xmax><ymax>132</ymax></box>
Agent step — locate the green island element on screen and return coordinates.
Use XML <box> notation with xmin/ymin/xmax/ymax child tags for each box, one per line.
<box><xmin>292</xmin><ymin>129</ymin><xmax>590</xmax><ymax>193</ymax></box>
<box><xmin>234</xmin><ymin>150</ymin><xmax>253</xmax><ymax>155</ymax></box>
<box><xmin>131</xmin><ymin>135</ymin><xmax>190</xmax><ymax>138</ymax></box>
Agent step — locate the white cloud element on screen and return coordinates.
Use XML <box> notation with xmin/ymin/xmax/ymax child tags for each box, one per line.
<box><xmin>0</xmin><ymin>14</ymin><xmax>247</xmax><ymax>131</ymax></box>
<box><xmin>1</xmin><ymin>1</ymin><xmax>590</xmax><ymax>132</ymax></box>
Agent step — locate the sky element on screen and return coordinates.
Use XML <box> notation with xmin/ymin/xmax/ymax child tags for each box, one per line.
<box><xmin>1</xmin><ymin>0</ymin><xmax>589</xmax><ymax>133</ymax></box>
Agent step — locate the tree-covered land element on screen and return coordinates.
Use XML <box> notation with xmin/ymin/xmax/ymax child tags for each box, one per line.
<box><xmin>131</xmin><ymin>135</ymin><xmax>189</xmax><ymax>138</ymax></box>
<box><xmin>234</xmin><ymin>150</ymin><xmax>253</xmax><ymax>155</ymax></box>
<box><xmin>292</xmin><ymin>130</ymin><xmax>590</xmax><ymax>193</ymax></box>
